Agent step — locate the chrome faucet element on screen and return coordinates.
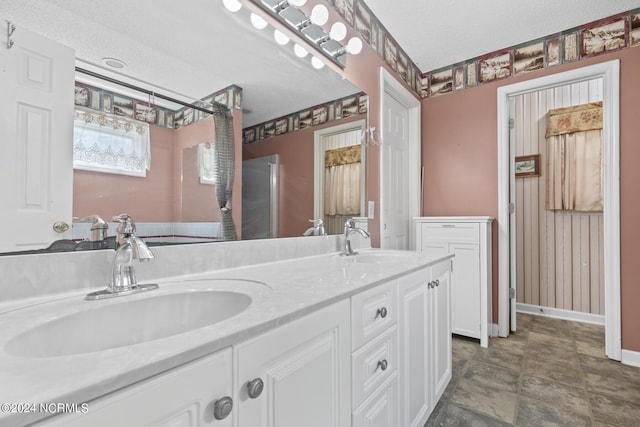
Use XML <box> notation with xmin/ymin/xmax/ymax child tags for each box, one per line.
<box><xmin>85</xmin><ymin>214</ymin><xmax>158</xmax><ymax>300</ymax></box>
<box><xmin>343</xmin><ymin>218</ymin><xmax>370</xmax><ymax>256</ymax></box>
<box><xmin>303</xmin><ymin>219</ymin><xmax>327</xmax><ymax>236</ymax></box>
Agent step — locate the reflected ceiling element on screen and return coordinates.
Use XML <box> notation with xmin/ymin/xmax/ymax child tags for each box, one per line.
<box><xmin>0</xmin><ymin>0</ymin><xmax>358</xmax><ymax>127</ymax></box>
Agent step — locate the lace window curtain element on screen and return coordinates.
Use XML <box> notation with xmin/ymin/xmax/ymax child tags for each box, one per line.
<box><xmin>73</xmin><ymin>108</ymin><xmax>150</xmax><ymax>177</ymax></box>
<box><xmin>198</xmin><ymin>142</ymin><xmax>216</xmax><ymax>185</ymax></box>
<box><xmin>545</xmin><ymin>102</ymin><xmax>603</xmax><ymax>212</ymax></box>
<box><xmin>324</xmin><ymin>145</ymin><xmax>361</xmax><ymax>233</ymax></box>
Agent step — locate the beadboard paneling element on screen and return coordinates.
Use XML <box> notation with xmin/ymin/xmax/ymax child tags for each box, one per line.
<box><xmin>513</xmin><ymin>80</ymin><xmax>604</xmax><ymax>315</ymax></box>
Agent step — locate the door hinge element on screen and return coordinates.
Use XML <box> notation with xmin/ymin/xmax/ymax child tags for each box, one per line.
<box><xmin>508</xmin><ymin>118</ymin><xmax>514</xmax><ymax>129</ymax></box>
<box><xmin>509</xmin><ymin>202</ymin><xmax>515</xmax><ymax>214</ymax></box>
<box><xmin>510</xmin><ymin>288</ymin><xmax>516</xmax><ymax>299</ymax></box>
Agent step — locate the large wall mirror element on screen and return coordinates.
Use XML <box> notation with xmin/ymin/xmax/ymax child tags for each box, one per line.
<box><xmin>1</xmin><ymin>0</ymin><xmax>367</xmax><ymax>254</ymax></box>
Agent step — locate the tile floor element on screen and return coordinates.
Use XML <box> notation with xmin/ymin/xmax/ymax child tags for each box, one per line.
<box><xmin>425</xmin><ymin>313</ymin><xmax>640</xmax><ymax>426</ymax></box>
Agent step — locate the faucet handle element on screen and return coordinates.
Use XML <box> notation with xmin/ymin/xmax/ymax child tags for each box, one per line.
<box><xmin>113</xmin><ymin>214</ymin><xmax>136</xmax><ymax>235</ymax></box>
<box><xmin>309</xmin><ymin>219</ymin><xmax>324</xmax><ymax>225</ymax></box>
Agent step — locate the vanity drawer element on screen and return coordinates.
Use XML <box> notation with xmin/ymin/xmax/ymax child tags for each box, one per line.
<box><xmin>351</xmin><ymin>281</ymin><xmax>397</xmax><ymax>351</ymax></box>
<box><xmin>352</xmin><ymin>325</ymin><xmax>398</xmax><ymax>409</ymax></box>
<box><xmin>419</xmin><ymin>222</ymin><xmax>479</xmax><ymax>244</ymax></box>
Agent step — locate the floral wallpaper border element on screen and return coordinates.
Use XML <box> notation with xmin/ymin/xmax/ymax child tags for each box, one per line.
<box><xmin>328</xmin><ymin>1</ymin><xmax>640</xmax><ymax>99</ymax></box>
<box><xmin>242</xmin><ymin>92</ymin><xmax>367</xmax><ymax>144</ymax></box>
<box><xmin>421</xmin><ymin>10</ymin><xmax>640</xmax><ymax>98</ymax></box>
<box><xmin>74</xmin><ymin>82</ymin><xmax>242</xmax><ymax>130</ymax></box>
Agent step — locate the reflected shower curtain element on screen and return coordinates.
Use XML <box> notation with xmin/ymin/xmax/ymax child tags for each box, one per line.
<box><xmin>212</xmin><ymin>105</ymin><xmax>237</xmax><ymax>240</ymax></box>
<box><xmin>324</xmin><ymin>145</ymin><xmax>361</xmax><ymax>234</ymax></box>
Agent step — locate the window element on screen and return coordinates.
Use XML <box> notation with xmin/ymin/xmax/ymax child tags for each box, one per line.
<box><xmin>198</xmin><ymin>142</ymin><xmax>216</xmax><ymax>185</ymax></box>
<box><xmin>73</xmin><ymin>108</ymin><xmax>151</xmax><ymax>177</ymax></box>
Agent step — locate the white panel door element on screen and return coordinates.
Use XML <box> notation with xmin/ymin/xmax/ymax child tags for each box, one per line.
<box><xmin>0</xmin><ymin>22</ymin><xmax>75</xmax><ymax>251</ymax></box>
<box><xmin>450</xmin><ymin>243</ymin><xmax>481</xmax><ymax>339</ymax></box>
<box><xmin>381</xmin><ymin>92</ymin><xmax>409</xmax><ymax>249</ymax></box>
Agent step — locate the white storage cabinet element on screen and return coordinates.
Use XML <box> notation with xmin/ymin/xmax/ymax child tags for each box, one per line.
<box><xmin>415</xmin><ymin>216</ymin><xmax>493</xmax><ymax>347</ymax></box>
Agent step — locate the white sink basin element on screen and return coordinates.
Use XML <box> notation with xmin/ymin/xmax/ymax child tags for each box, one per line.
<box><xmin>6</xmin><ymin>288</ymin><xmax>253</xmax><ymax>358</ymax></box>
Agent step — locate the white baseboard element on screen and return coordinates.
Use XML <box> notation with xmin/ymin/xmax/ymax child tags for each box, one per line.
<box><xmin>621</xmin><ymin>350</ymin><xmax>640</xmax><ymax>367</ymax></box>
<box><xmin>516</xmin><ymin>303</ymin><xmax>605</xmax><ymax>326</ymax></box>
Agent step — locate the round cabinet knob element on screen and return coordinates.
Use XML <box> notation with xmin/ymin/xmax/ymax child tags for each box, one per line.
<box><xmin>427</xmin><ymin>281</ymin><xmax>433</xmax><ymax>289</ymax></box>
<box><xmin>376</xmin><ymin>359</ymin><xmax>388</xmax><ymax>371</ymax></box>
<box><xmin>247</xmin><ymin>378</ymin><xmax>264</xmax><ymax>399</ymax></box>
<box><xmin>375</xmin><ymin>307</ymin><xmax>388</xmax><ymax>319</ymax></box>
<box><xmin>213</xmin><ymin>396</ymin><xmax>233</xmax><ymax>420</ymax></box>
<box><xmin>435</xmin><ymin>279</ymin><xmax>440</xmax><ymax>287</ymax></box>
<box><xmin>52</xmin><ymin>221</ymin><xmax>70</xmax><ymax>233</ymax></box>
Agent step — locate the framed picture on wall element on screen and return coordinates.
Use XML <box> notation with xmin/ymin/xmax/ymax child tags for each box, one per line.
<box><xmin>515</xmin><ymin>154</ymin><xmax>541</xmax><ymax>178</ymax></box>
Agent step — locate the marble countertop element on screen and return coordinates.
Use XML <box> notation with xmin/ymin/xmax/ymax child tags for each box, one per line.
<box><xmin>0</xmin><ymin>248</ymin><xmax>452</xmax><ymax>426</ymax></box>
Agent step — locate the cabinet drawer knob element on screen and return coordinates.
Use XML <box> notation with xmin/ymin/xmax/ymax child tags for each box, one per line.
<box><xmin>376</xmin><ymin>359</ymin><xmax>388</xmax><ymax>372</ymax></box>
<box><xmin>375</xmin><ymin>307</ymin><xmax>388</xmax><ymax>319</ymax></box>
<box><xmin>428</xmin><ymin>281</ymin><xmax>433</xmax><ymax>289</ymax></box>
<box><xmin>247</xmin><ymin>378</ymin><xmax>264</xmax><ymax>399</ymax></box>
<box><xmin>435</xmin><ymin>279</ymin><xmax>440</xmax><ymax>287</ymax></box>
<box><xmin>213</xmin><ymin>396</ymin><xmax>233</xmax><ymax>420</ymax></box>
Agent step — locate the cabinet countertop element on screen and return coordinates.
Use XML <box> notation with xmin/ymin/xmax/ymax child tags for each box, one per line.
<box><xmin>0</xmin><ymin>248</ymin><xmax>453</xmax><ymax>427</ymax></box>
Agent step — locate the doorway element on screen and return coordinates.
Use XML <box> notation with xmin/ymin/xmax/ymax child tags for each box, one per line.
<box><xmin>314</xmin><ymin>120</ymin><xmax>366</xmax><ymax>235</ymax></box>
<box><xmin>497</xmin><ymin>60</ymin><xmax>621</xmax><ymax>360</ymax></box>
<box><xmin>379</xmin><ymin>68</ymin><xmax>421</xmax><ymax>250</ymax></box>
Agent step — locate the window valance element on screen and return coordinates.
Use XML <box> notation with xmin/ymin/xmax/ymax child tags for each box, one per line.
<box><xmin>324</xmin><ymin>145</ymin><xmax>361</xmax><ymax>167</ymax></box>
<box><xmin>545</xmin><ymin>101</ymin><xmax>603</xmax><ymax>138</ymax></box>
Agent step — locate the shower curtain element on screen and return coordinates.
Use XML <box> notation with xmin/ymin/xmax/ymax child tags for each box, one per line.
<box><xmin>212</xmin><ymin>104</ymin><xmax>237</xmax><ymax>240</ymax></box>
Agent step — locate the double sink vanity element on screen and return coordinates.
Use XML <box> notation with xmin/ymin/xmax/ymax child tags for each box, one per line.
<box><xmin>0</xmin><ymin>235</ymin><xmax>454</xmax><ymax>427</ymax></box>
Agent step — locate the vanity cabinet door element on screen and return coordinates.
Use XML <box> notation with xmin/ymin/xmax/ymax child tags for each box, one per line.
<box><xmin>234</xmin><ymin>299</ymin><xmax>351</xmax><ymax>427</ymax></box>
<box><xmin>430</xmin><ymin>260</ymin><xmax>452</xmax><ymax>406</ymax></box>
<box><xmin>398</xmin><ymin>268</ymin><xmax>432</xmax><ymax>427</ymax></box>
<box><xmin>40</xmin><ymin>348</ymin><xmax>234</xmax><ymax>427</ymax></box>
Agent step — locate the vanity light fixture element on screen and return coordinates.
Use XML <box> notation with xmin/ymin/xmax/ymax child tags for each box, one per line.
<box><xmin>347</xmin><ymin>37</ymin><xmax>363</xmax><ymax>55</ymax></box>
<box><xmin>330</xmin><ymin>22</ymin><xmax>347</xmax><ymax>41</ymax></box>
<box><xmin>223</xmin><ymin>0</ymin><xmax>243</xmax><ymax>12</ymax></box>
<box><xmin>255</xmin><ymin>0</ymin><xmax>349</xmax><ymax>69</ymax></box>
<box><xmin>274</xmin><ymin>28</ymin><xmax>290</xmax><ymax>45</ymax></box>
<box><xmin>250</xmin><ymin>12</ymin><xmax>268</xmax><ymax>29</ymax></box>
<box><xmin>309</xmin><ymin>4</ymin><xmax>329</xmax><ymax>26</ymax></box>
<box><xmin>294</xmin><ymin>43</ymin><xmax>309</xmax><ymax>58</ymax></box>
<box><xmin>311</xmin><ymin>56</ymin><xmax>325</xmax><ymax>69</ymax></box>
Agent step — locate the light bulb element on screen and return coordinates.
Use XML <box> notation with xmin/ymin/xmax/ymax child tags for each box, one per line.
<box><xmin>274</xmin><ymin>29</ymin><xmax>290</xmax><ymax>45</ymax></box>
<box><xmin>330</xmin><ymin>22</ymin><xmax>347</xmax><ymax>41</ymax></box>
<box><xmin>310</xmin><ymin>4</ymin><xmax>329</xmax><ymax>25</ymax></box>
<box><xmin>222</xmin><ymin>0</ymin><xmax>242</xmax><ymax>12</ymax></box>
<box><xmin>311</xmin><ymin>56</ymin><xmax>325</xmax><ymax>69</ymax></box>
<box><xmin>250</xmin><ymin>13</ymin><xmax>268</xmax><ymax>30</ymax></box>
<box><xmin>288</xmin><ymin>0</ymin><xmax>307</xmax><ymax>5</ymax></box>
<box><xmin>294</xmin><ymin>44</ymin><xmax>308</xmax><ymax>58</ymax></box>
<box><xmin>347</xmin><ymin>37</ymin><xmax>363</xmax><ymax>55</ymax></box>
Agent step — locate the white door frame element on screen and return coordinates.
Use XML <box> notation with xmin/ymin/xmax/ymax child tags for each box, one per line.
<box><xmin>496</xmin><ymin>60</ymin><xmax>621</xmax><ymax>360</ymax></box>
<box><xmin>379</xmin><ymin>68</ymin><xmax>421</xmax><ymax>249</ymax></box>
<box><xmin>313</xmin><ymin>119</ymin><xmax>367</xmax><ymax>220</ymax></box>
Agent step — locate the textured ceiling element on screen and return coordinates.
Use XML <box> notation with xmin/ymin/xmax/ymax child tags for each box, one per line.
<box><xmin>1</xmin><ymin>0</ymin><xmax>639</xmax><ymax>127</ymax></box>
<box><xmin>364</xmin><ymin>0</ymin><xmax>640</xmax><ymax>72</ymax></box>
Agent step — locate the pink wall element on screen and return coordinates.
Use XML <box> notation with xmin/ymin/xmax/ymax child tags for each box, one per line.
<box><xmin>74</xmin><ymin>111</ymin><xmax>244</xmax><ymax>236</ymax></box>
<box><xmin>421</xmin><ymin>47</ymin><xmax>640</xmax><ymax>352</ymax></box>
<box><xmin>73</xmin><ymin>125</ymin><xmax>176</xmax><ymax>222</ymax></box>
<box><xmin>242</xmin><ymin>115</ymin><xmax>365</xmax><ymax>238</ymax></box>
